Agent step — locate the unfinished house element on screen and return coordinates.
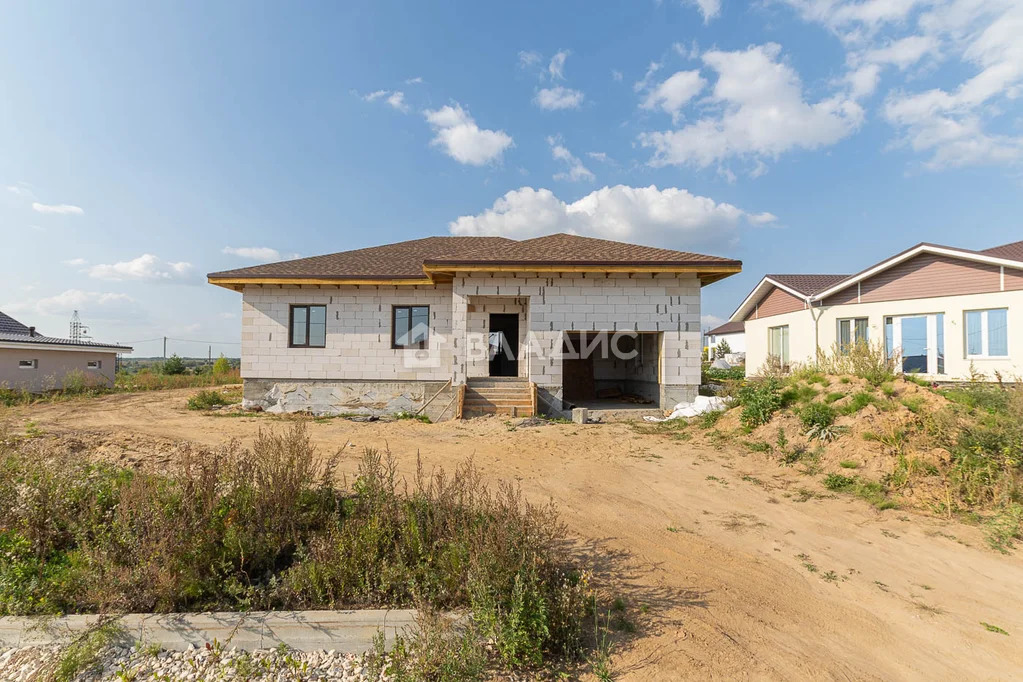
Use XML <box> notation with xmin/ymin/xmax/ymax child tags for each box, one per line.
<box><xmin>208</xmin><ymin>234</ymin><xmax>741</xmax><ymax>420</ymax></box>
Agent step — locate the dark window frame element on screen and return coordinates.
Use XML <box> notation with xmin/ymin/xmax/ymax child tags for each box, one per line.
<box><xmin>391</xmin><ymin>305</ymin><xmax>430</xmax><ymax>350</ymax></box>
<box><xmin>289</xmin><ymin>304</ymin><xmax>327</xmax><ymax>348</ymax></box>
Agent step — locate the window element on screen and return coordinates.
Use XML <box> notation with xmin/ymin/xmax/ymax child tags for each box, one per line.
<box><xmin>18</xmin><ymin>359</ymin><xmax>37</xmax><ymax>369</ymax></box>
<box><xmin>392</xmin><ymin>305</ymin><xmax>430</xmax><ymax>349</ymax></box>
<box><xmin>837</xmin><ymin>318</ymin><xmax>869</xmax><ymax>353</ymax></box>
<box><xmin>289</xmin><ymin>305</ymin><xmax>327</xmax><ymax>348</ymax></box>
<box><xmin>965</xmin><ymin>308</ymin><xmax>1008</xmax><ymax>358</ymax></box>
<box><xmin>768</xmin><ymin>325</ymin><xmax>789</xmax><ymax>367</ymax></box>
<box><xmin>87</xmin><ymin>360</ymin><xmax>102</xmax><ymax>369</ymax></box>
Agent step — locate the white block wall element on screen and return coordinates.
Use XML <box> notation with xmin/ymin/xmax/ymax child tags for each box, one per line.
<box><xmin>241</xmin><ymin>284</ymin><xmax>452</xmax><ymax>381</ymax></box>
<box><xmin>240</xmin><ymin>272</ymin><xmax>703</xmax><ymax>390</ymax></box>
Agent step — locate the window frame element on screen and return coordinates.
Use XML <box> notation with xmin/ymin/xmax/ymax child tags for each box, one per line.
<box><xmin>391</xmin><ymin>305</ymin><xmax>430</xmax><ymax>350</ymax></box>
<box><xmin>837</xmin><ymin>317</ymin><xmax>869</xmax><ymax>354</ymax></box>
<box><xmin>18</xmin><ymin>359</ymin><xmax>37</xmax><ymax>370</ymax></box>
<box><xmin>767</xmin><ymin>324</ymin><xmax>790</xmax><ymax>367</ymax></box>
<box><xmin>965</xmin><ymin>308</ymin><xmax>1008</xmax><ymax>359</ymax></box>
<box><xmin>87</xmin><ymin>360</ymin><xmax>102</xmax><ymax>370</ymax></box>
<box><xmin>288</xmin><ymin>304</ymin><xmax>327</xmax><ymax>349</ymax></box>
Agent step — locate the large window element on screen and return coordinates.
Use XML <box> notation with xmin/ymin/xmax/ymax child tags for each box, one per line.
<box><xmin>965</xmin><ymin>308</ymin><xmax>1008</xmax><ymax>358</ymax></box>
<box><xmin>837</xmin><ymin>317</ymin><xmax>868</xmax><ymax>353</ymax></box>
<box><xmin>392</xmin><ymin>305</ymin><xmax>430</xmax><ymax>349</ymax></box>
<box><xmin>289</xmin><ymin>305</ymin><xmax>327</xmax><ymax>348</ymax></box>
<box><xmin>768</xmin><ymin>325</ymin><xmax>789</xmax><ymax>367</ymax></box>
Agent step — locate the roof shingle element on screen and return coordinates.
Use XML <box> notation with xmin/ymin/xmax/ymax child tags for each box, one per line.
<box><xmin>707</xmin><ymin>320</ymin><xmax>744</xmax><ymax>335</ymax></box>
<box><xmin>0</xmin><ymin>310</ymin><xmax>132</xmax><ymax>351</ymax></box>
<box><xmin>208</xmin><ymin>234</ymin><xmax>741</xmax><ymax>280</ymax></box>
<box><xmin>766</xmin><ymin>274</ymin><xmax>851</xmax><ymax>296</ymax></box>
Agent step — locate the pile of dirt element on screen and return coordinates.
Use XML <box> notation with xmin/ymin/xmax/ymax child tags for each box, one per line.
<box><xmin>693</xmin><ymin>375</ymin><xmax>961</xmax><ymax>510</ymax></box>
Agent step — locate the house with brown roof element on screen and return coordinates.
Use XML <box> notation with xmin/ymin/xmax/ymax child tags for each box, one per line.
<box><xmin>705</xmin><ymin>320</ymin><xmax>745</xmax><ymax>360</ymax></box>
<box><xmin>0</xmin><ymin>311</ymin><xmax>132</xmax><ymax>392</ymax></box>
<box><xmin>731</xmin><ymin>240</ymin><xmax>1023</xmax><ymax>380</ymax></box>
<box><xmin>208</xmin><ymin>234</ymin><xmax>741</xmax><ymax>419</ymax></box>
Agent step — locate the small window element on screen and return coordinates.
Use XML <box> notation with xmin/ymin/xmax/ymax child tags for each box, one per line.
<box><xmin>965</xmin><ymin>308</ymin><xmax>1008</xmax><ymax>358</ymax></box>
<box><xmin>87</xmin><ymin>360</ymin><xmax>102</xmax><ymax>369</ymax></box>
<box><xmin>289</xmin><ymin>305</ymin><xmax>327</xmax><ymax>348</ymax></box>
<box><xmin>392</xmin><ymin>305</ymin><xmax>430</xmax><ymax>349</ymax></box>
<box><xmin>837</xmin><ymin>317</ymin><xmax>869</xmax><ymax>353</ymax></box>
<box><xmin>768</xmin><ymin>325</ymin><xmax>789</xmax><ymax>367</ymax></box>
<box><xmin>19</xmin><ymin>359</ymin><xmax>38</xmax><ymax>369</ymax></box>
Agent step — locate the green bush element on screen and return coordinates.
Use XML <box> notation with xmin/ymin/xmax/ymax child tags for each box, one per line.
<box><xmin>703</xmin><ymin>365</ymin><xmax>745</xmax><ymax>382</ymax></box>
<box><xmin>800</xmin><ymin>403</ymin><xmax>836</xmax><ymax>431</ymax></box>
<box><xmin>736</xmin><ymin>379</ymin><xmax>781</xmax><ymax>429</ymax></box>
<box><xmin>212</xmin><ymin>355</ymin><xmax>232</xmax><ymax>375</ymax></box>
<box><xmin>162</xmin><ymin>354</ymin><xmax>186</xmax><ymax>375</ymax></box>
<box><xmin>186</xmin><ymin>389</ymin><xmax>230</xmax><ymax>410</ymax></box>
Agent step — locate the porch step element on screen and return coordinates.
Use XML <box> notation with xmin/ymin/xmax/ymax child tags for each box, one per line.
<box><xmin>462</xmin><ymin>378</ymin><xmax>534</xmax><ymax>418</ymax></box>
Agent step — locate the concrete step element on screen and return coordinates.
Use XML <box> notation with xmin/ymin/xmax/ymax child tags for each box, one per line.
<box><xmin>463</xmin><ymin>405</ymin><xmax>535</xmax><ymax>417</ymax></box>
<box><xmin>465</xmin><ymin>388</ymin><xmax>530</xmax><ymax>397</ymax></box>
<box><xmin>466</xmin><ymin>378</ymin><xmax>529</xmax><ymax>388</ymax></box>
<box><xmin>464</xmin><ymin>398</ymin><xmax>534</xmax><ymax>407</ymax></box>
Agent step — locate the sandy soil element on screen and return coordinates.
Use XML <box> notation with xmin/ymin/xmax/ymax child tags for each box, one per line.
<box><xmin>5</xmin><ymin>389</ymin><xmax>1023</xmax><ymax>681</ymax></box>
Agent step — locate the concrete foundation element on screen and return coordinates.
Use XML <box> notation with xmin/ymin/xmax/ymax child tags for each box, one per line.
<box><xmin>660</xmin><ymin>384</ymin><xmax>698</xmax><ymax>410</ymax></box>
<box><xmin>243</xmin><ymin>379</ymin><xmax>455</xmax><ymax>421</ymax></box>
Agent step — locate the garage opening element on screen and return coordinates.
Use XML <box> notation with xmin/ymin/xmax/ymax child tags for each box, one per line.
<box><xmin>562</xmin><ymin>331</ymin><xmax>660</xmax><ymax>411</ymax></box>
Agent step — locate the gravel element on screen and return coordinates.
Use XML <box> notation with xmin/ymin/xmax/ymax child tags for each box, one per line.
<box><xmin>0</xmin><ymin>643</ymin><xmax>387</xmax><ymax>681</ymax></box>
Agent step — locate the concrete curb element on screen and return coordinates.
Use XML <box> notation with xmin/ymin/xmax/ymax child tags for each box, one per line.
<box><xmin>0</xmin><ymin>610</ymin><xmax>419</xmax><ymax>652</ymax></box>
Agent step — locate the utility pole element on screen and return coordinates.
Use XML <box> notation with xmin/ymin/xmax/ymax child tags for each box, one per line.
<box><xmin>208</xmin><ymin>345</ymin><xmax>212</xmax><ymax>366</ymax></box>
<box><xmin>163</xmin><ymin>336</ymin><xmax>167</xmax><ymax>359</ymax></box>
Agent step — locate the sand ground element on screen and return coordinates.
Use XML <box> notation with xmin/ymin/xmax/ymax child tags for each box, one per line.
<box><xmin>5</xmin><ymin>389</ymin><xmax>1023</xmax><ymax>681</ymax></box>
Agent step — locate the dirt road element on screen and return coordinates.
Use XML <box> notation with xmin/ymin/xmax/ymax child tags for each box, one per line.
<box><xmin>6</xmin><ymin>390</ymin><xmax>1022</xmax><ymax>680</ymax></box>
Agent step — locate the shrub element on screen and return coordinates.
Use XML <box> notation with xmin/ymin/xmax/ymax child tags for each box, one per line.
<box><xmin>715</xmin><ymin>338</ymin><xmax>731</xmax><ymax>358</ymax></box>
<box><xmin>186</xmin><ymin>389</ymin><xmax>230</xmax><ymax>410</ymax></box>
<box><xmin>817</xmin><ymin>341</ymin><xmax>896</xmax><ymax>386</ymax></box>
<box><xmin>703</xmin><ymin>365</ymin><xmax>745</xmax><ymax>382</ymax></box>
<box><xmin>162</xmin><ymin>354</ymin><xmax>186</xmax><ymax>375</ymax></box>
<box><xmin>736</xmin><ymin>379</ymin><xmax>781</xmax><ymax>429</ymax></box>
<box><xmin>800</xmin><ymin>403</ymin><xmax>839</xmax><ymax>441</ymax></box>
<box><xmin>780</xmin><ymin>383</ymin><xmax>819</xmax><ymax>407</ymax></box>
<box><xmin>212</xmin><ymin>355</ymin><xmax>232</xmax><ymax>375</ymax></box>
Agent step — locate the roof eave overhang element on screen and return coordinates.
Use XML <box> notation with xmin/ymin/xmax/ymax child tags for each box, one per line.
<box><xmin>729</xmin><ymin>276</ymin><xmax>811</xmax><ymax>322</ymax></box>
<box><xmin>206</xmin><ymin>275</ymin><xmax>436</xmax><ymax>291</ymax></box>
<box><xmin>423</xmin><ymin>262</ymin><xmax>742</xmax><ymax>283</ymax></box>
<box><xmin>812</xmin><ymin>244</ymin><xmax>1023</xmax><ymax>301</ymax></box>
<box><xmin>0</xmin><ymin>340</ymin><xmax>132</xmax><ymax>353</ymax></box>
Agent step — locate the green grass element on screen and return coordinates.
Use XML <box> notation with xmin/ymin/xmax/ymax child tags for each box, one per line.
<box><xmin>838</xmin><ymin>391</ymin><xmax>879</xmax><ymax>415</ymax></box>
<box><xmin>822</xmin><ymin>473</ymin><xmax>897</xmax><ymax>510</ymax></box>
<box><xmin>186</xmin><ymin>389</ymin><xmax>232</xmax><ymax>410</ymax></box>
<box><xmin>839</xmin><ymin>460</ymin><xmax>859</xmax><ymax>469</ymax></box>
<box><xmin>54</xmin><ymin>620</ymin><xmax>126</xmax><ymax>682</ymax></box>
<box><xmin>900</xmin><ymin>396</ymin><xmax>926</xmax><ymax>413</ymax></box>
<box><xmin>824</xmin><ymin>391</ymin><xmax>845</xmax><ymax>404</ymax></box>
<box><xmin>980</xmin><ymin>622</ymin><xmax>1009</xmax><ymax>635</ymax></box>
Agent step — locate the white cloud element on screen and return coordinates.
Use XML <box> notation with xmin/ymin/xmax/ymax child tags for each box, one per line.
<box><xmin>882</xmin><ymin>2</ymin><xmax>1023</xmax><ymax>168</ymax></box>
<box><xmin>449</xmin><ymin>185</ymin><xmax>776</xmax><ymax>250</ymax></box>
<box><xmin>548</xmin><ymin>50</ymin><xmax>570</xmax><ymax>80</ymax></box>
<box><xmin>6</xmin><ymin>183</ymin><xmax>33</xmax><ymax>197</ymax></box>
<box><xmin>62</xmin><ymin>257</ymin><xmax>87</xmax><ymax>266</ymax></box>
<box><xmin>701</xmin><ymin>313</ymin><xmax>726</xmax><ymax>330</ymax></box>
<box><xmin>222</xmin><ymin>246</ymin><xmax>282</xmax><ymax>262</ymax></box>
<box><xmin>405</xmin><ymin>76</ymin><xmax>424</xmax><ymax>85</ymax></box>
<box><xmin>639</xmin><ymin>43</ymin><xmax>864</xmax><ymax>172</ymax></box>
<box><xmin>386</xmin><ymin>91</ymin><xmax>409</xmax><ymax>113</ymax></box>
<box><xmin>534</xmin><ymin>86</ymin><xmax>585</xmax><ymax>110</ymax></box>
<box><xmin>361</xmin><ymin>89</ymin><xmax>409</xmax><ymax>113</ymax></box>
<box><xmin>88</xmin><ymin>254</ymin><xmax>193</xmax><ymax>282</ymax></box>
<box><xmin>423</xmin><ymin>104</ymin><xmax>514</xmax><ymax>165</ymax></box>
<box><xmin>633</xmin><ymin>61</ymin><xmax>663</xmax><ymax>93</ymax></box>
<box><xmin>861</xmin><ymin>34</ymin><xmax>940</xmax><ymax>69</ymax></box>
<box><xmin>640</xmin><ymin>70</ymin><xmax>707</xmax><ymax>122</ymax></box>
<box><xmin>32</xmin><ymin>202</ymin><xmax>83</xmax><ymax>215</ymax></box>
<box><xmin>686</xmin><ymin>0</ymin><xmax>722</xmax><ymax>22</ymax></box>
<box><xmin>587</xmin><ymin>151</ymin><xmax>610</xmax><ymax>162</ymax></box>
<box><xmin>611</xmin><ymin>69</ymin><xmax>624</xmax><ymax>82</ymax></box>
<box><xmin>781</xmin><ymin>0</ymin><xmax>930</xmax><ymax>43</ymax></box>
<box><xmin>3</xmin><ymin>289</ymin><xmax>139</xmax><ymax>320</ymax></box>
<box><xmin>547</xmin><ymin>136</ymin><xmax>595</xmax><ymax>182</ymax></box>
<box><xmin>518</xmin><ymin>50</ymin><xmax>542</xmax><ymax>68</ymax></box>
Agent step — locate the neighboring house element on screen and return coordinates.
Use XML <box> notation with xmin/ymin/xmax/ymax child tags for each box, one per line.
<box><xmin>208</xmin><ymin>234</ymin><xmax>741</xmax><ymax>419</ymax></box>
<box><xmin>731</xmin><ymin>240</ymin><xmax>1023</xmax><ymax>380</ymax></box>
<box><xmin>705</xmin><ymin>320</ymin><xmax>745</xmax><ymax>359</ymax></box>
<box><xmin>0</xmin><ymin>311</ymin><xmax>132</xmax><ymax>392</ymax></box>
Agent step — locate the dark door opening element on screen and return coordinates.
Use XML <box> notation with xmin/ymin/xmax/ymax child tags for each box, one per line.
<box><xmin>488</xmin><ymin>313</ymin><xmax>519</xmax><ymax>377</ymax></box>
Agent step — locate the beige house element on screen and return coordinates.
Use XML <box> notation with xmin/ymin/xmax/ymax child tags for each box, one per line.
<box><xmin>208</xmin><ymin>234</ymin><xmax>741</xmax><ymax>419</ymax></box>
<box><xmin>732</xmin><ymin>240</ymin><xmax>1023</xmax><ymax>380</ymax></box>
<box><xmin>0</xmin><ymin>311</ymin><xmax>131</xmax><ymax>392</ymax></box>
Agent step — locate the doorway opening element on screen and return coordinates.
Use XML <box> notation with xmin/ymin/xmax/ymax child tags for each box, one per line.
<box><xmin>561</xmin><ymin>331</ymin><xmax>660</xmax><ymax>408</ymax></box>
<box><xmin>488</xmin><ymin>313</ymin><xmax>519</xmax><ymax>377</ymax></box>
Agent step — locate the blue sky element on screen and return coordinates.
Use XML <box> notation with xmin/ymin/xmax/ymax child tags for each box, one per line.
<box><xmin>2</xmin><ymin>0</ymin><xmax>1021</xmax><ymax>356</ymax></box>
